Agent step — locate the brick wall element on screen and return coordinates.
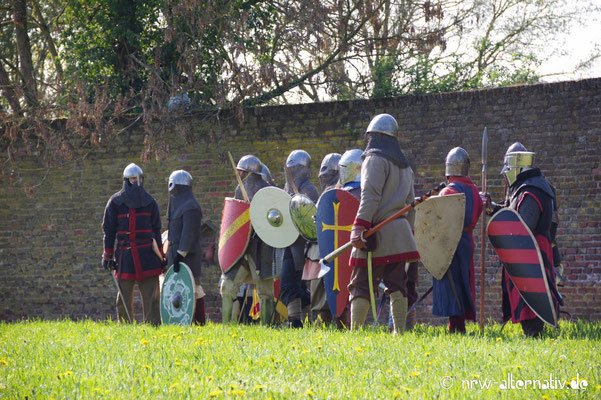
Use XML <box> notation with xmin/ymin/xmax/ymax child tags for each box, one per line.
<box><xmin>1</xmin><ymin>78</ymin><xmax>600</xmax><ymax>324</ymax></box>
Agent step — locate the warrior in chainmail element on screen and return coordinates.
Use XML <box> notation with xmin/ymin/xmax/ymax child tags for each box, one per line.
<box><xmin>278</xmin><ymin>150</ymin><xmax>319</xmax><ymax>328</ymax></box>
<box><xmin>310</xmin><ymin>153</ymin><xmax>342</xmax><ymax>324</ymax></box>
<box><xmin>219</xmin><ymin>155</ymin><xmax>277</xmax><ymax>325</ymax></box>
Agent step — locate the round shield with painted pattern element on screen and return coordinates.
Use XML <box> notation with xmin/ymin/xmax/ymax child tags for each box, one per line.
<box><xmin>160</xmin><ymin>262</ymin><xmax>195</xmax><ymax>325</ymax></box>
<box><xmin>290</xmin><ymin>193</ymin><xmax>317</xmax><ymax>241</ymax></box>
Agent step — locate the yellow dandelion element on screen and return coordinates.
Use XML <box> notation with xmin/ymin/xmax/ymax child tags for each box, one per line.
<box><xmin>0</xmin><ymin>359</ymin><xmax>7</xmax><ymax>366</ymax></box>
<box><xmin>209</xmin><ymin>390</ymin><xmax>221</xmax><ymax>397</ymax></box>
<box><xmin>411</xmin><ymin>371</ymin><xmax>421</xmax><ymax>377</ymax></box>
<box><xmin>496</xmin><ymin>337</ymin><xmax>502</xmax><ymax>341</ymax></box>
<box><xmin>161</xmin><ymin>334</ymin><xmax>167</xmax><ymax>338</ymax></box>
<box><xmin>170</xmin><ymin>383</ymin><xmax>178</xmax><ymax>390</ymax></box>
<box><xmin>425</xmin><ymin>352</ymin><xmax>430</xmax><ymax>357</ymax></box>
<box><xmin>542</xmin><ymin>396</ymin><xmax>550</xmax><ymax>400</ymax></box>
<box><xmin>426</xmin><ymin>362</ymin><xmax>433</xmax><ymax>366</ymax></box>
<box><xmin>386</xmin><ymin>369</ymin><xmax>392</xmax><ymax>373</ymax></box>
<box><xmin>393</xmin><ymin>391</ymin><xmax>401</xmax><ymax>398</ymax></box>
<box><xmin>515</xmin><ymin>365</ymin><xmax>522</xmax><ymax>370</ymax></box>
<box><xmin>63</xmin><ymin>370</ymin><xmax>73</xmax><ymax>376</ymax></box>
<box><xmin>140</xmin><ymin>339</ymin><xmax>149</xmax><ymax>346</ymax></box>
<box><xmin>174</xmin><ymin>361</ymin><xmax>181</xmax><ymax>366</ymax></box>
<box><xmin>92</xmin><ymin>388</ymin><xmax>101</xmax><ymax>392</ymax></box>
<box><xmin>306</xmin><ymin>389</ymin><xmax>315</xmax><ymax>397</ymax></box>
<box><xmin>596</xmin><ymin>385</ymin><xmax>601</xmax><ymax>389</ymax></box>
<box><xmin>231</xmin><ymin>333</ymin><xmax>238</xmax><ymax>338</ymax></box>
<box><xmin>229</xmin><ymin>384</ymin><xmax>237</xmax><ymax>389</ymax></box>
<box><xmin>143</xmin><ymin>365</ymin><xmax>151</xmax><ymax>370</ymax></box>
<box><xmin>317</xmin><ymin>345</ymin><xmax>322</xmax><ymax>350</ymax></box>
<box><xmin>355</xmin><ymin>347</ymin><xmax>363</xmax><ymax>353</ymax></box>
<box><xmin>401</xmin><ymin>386</ymin><xmax>411</xmax><ymax>392</ymax></box>
<box><xmin>254</xmin><ymin>385</ymin><xmax>265</xmax><ymax>390</ymax></box>
<box><xmin>290</xmin><ymin>344</ymin><xmax>296</xmax><ymax>349</ymax></box>
<box><xmin>227</xmin><ymin>389</ymin><xmax>245</xmax><ymax>396</ymax></box>
<box><xmin>207</xmin><ymin>375</ymin><xmax>214</xmax><ymax>382</ymax></box>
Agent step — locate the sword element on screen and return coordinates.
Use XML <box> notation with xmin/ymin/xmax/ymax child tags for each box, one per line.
<box><xmin>407</xmin><ymin>285</ymin><xmax>433</xmax><ymax>315</ymax></box>
<box><xmin>109</xmin><ymin>260</ymin><xmax>132</xmax><ymax>323</ymax></box>
<box><xmin>480</xmin><ymin>127</ymin><xmax>488</xmax><ymax>332</ymax></box>
<box><xmin>321</xmin><ymin>182</ymin><xmax>446</xmax><ymax>264</ymax></box>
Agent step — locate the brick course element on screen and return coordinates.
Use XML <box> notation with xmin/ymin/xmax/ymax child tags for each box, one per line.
<box><xmin>1</xmin><ymin>78</ymin><xmax>600</xmax><ymax>324</ymax></box>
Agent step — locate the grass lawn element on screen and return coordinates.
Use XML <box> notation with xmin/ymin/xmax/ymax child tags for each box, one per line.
<box><xmin>0</xmin><ymin>319</ymin><xmax>599</xmax><ymax>399</ymax></box>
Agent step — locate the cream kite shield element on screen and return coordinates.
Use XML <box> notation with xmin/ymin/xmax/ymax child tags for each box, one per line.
<box><xmin>414</xmin><ymin>193</ymin><xmax>465</xmax><ymax>280</ymax></box>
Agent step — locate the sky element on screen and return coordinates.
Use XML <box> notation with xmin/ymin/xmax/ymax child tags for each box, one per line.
<box><xmin>537</xmin><ymin>9</ymin><xmax>601</xmax><ymax>82</ymax></box>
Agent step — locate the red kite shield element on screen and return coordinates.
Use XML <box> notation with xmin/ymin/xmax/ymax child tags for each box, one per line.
<box><xmin>316</xmin><ymin>189</ymin><xmax>360</xmax><ymax>317</ymax></box>
<box><xmin>218</xmin><ymin>197</ymin><xmax>252</xmax><ymax>273</ymax></box>
<box><xmin>487</xmin><ymin>207</ymin><xmax>558</xmax><ymax>327</ymax></box>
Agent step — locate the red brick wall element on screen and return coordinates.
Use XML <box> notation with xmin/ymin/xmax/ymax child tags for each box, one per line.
<box><xmin>1</xmin><ymin>78</ymin><xmax>599</xmax><ymax>324</ymax></box>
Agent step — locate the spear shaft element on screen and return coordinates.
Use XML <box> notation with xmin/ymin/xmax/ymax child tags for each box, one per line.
<box><xmin>480</xmin><ymin>127</ymin><xmax>488</xmax><ymax>332</ymax></box>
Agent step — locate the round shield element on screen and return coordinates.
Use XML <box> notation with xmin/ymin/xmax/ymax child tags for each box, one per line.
<box><xmin>160</xmin><ymin>262</ymin><xmax>195</xmax><ymax>325</ymax></box>
<box><xmin>290</xmin><ymin>193</ymin><xmax>317</xmax><ymax>241</ymax></box>
<box><xmin>250</xmin><ymin>186</ymin><xmax>298</xmax><ymax>248</ymax></box>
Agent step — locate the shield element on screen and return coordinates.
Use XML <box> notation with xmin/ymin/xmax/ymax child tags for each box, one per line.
<box><xmin>160</xmin><ymin>262</ymin><xmax>195</xmax><ymax>325</ymax></box>
<box><xmin>218</xmin><ymin>198</ymin><xmax>252</xmax><ymax>273</ymax></box>
<box><xmin>290</xmin><ymin>193</ymin><xmax>317</xmax><ymax>241</ymax></box>
<box><xmin>487</xmin><ymin>207</ymin><xmax>557</xmax><ymax>326</ymax></box>
<box><xmin>250</xmin><ymin>186</ymin><xmax>298</xmax><ymax>248</ymax></box>
<box><xmin>414</xmin><ymin>194</ymin><xmax>466</xmax><ymax>280</ymax></box>
<box><xmin>316</xmin><ymin>188</ymin><xmax>360</xmax><ymax>317</ymax></box>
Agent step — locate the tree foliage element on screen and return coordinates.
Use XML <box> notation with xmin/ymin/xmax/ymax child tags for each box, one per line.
<box><xmin>0</xmin><ymin>0</ymin><xmax>597</xmax><ymax>164</ymax></box>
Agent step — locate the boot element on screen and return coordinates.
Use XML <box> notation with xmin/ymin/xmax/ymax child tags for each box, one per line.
<box><xmin>389</xmin><ymin>291</ymin><xmax>408</xmax><ymax>335</ymax></box>
<box><xmin>260</xmin><ymin>298</ymin><xmax>275</xmax><ymax>326</ymax></box>
<box><xmin>231</xmin><ymin>299</ymin><xmax>241</xmax><ymax>323</ymax></box>
<box><xmin>350</xmin><ymin>297</ymin><xmax>370</xmax><ymax>330</ymax></box>
<box><xmin>193</xmin><ymin>297</ymin><xmax>206</xmax><ymax>326</ymax></box>
<box><xmin>221</xmin><ymin>297</ymin><xmax>234</xmax><ymax>324</ymax></box>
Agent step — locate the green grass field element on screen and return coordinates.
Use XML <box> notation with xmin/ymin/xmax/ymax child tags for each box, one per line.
<box><xmin>0</xmin><ymin>320</ymin><xmax>599</xmax><ymax>399</ymax></box>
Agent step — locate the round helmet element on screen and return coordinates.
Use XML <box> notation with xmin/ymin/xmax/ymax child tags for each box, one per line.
<box><xmin>261</xmin><ymin>162</ymin><xmax>275</xmax><ymax>185</ymax></box>
<box><xmin>237</xmin><ymin>155</ymin><xmax>263</xmax><ymax>175</ymax></box>
<box><xmin>168</xmin><ymin>170</ymin><xmax>193</xmax><ymax>191</ymax></box>
<box><xmin>319</xmin><ymin>153</ymin><xmax>341</xmax><ymax>177</ymax></box>
<box><xmin>445</xmin><ymin>147</ymin><xmax>470</xmax><ymax>177</ymax></box>
<box><xmin>366</xmin><ymin>113</ymin><xmax>398</xmax><ymax>137</ymax></box>
<box><xmin>286</xmin><ymin>150</ymin><xmax>311</xmax><ymax>168</ymax></box>
<box><xmin>123</xmin><ymin>163</ymin><xmax>144</xmax><ymax>186</ymax></box>
<box><xmin>338</xmin><ymin>149</ymin><xmax>363</xmax><ymax>185</ymax></box>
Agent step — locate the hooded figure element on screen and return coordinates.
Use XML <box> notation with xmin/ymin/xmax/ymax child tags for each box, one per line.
<box><xmin>166</xmin><ymin>170</ymin><xmax>205</xmax><ymax>324</ymax></box>
<box><xmin>348</xmin><ymin>114</ymin><xmax>419</xmax><ymax>334</ymax></box>
<box><xmin>102</xmin><ymin>163</ymin><xmax>163</xmax><ymax>325</ymax></box>
<box><xmin>220</xmin><ymin>155</ymin><xmax>277</xmax><ymax>325</ymax></box>
<box><xmin>277</xmin><ymin>150</ymin><xmax>319</xmax><ymax>328</ymax></box>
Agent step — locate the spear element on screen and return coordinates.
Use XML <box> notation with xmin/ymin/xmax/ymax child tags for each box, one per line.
<box><xmin>480</xmin><ymin>127</ymin><xmax>488</xmax><ymax>332</ymax></box>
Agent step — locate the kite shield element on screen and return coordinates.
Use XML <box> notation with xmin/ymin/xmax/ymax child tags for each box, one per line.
<box><xmin>487</xmin><ymin>207</ymin><xmax>557</xmax><ymax>327</ymax></box>
<box><xmin>250</xmin><ymin>186</ymin><xmax>298</xmax><ymax>248</ymax></box>
<box><xmin>160</xmin><ymin>262</ymin><xmax>195</xmax><ymax>325</ymax></box>
<box><xmin>414</xmin><ymin>193</ymin><xmax>465</xmax><ymax>280</ymax></box>
<box><xmin>315</xmin><ymin>188</ymin><xmax>359</xmax><ymax>317</ymax></box>
<box><xmin>218</xmin><ymin>197</ymin><xmax>252</xmax><ymax>273</ymax></box>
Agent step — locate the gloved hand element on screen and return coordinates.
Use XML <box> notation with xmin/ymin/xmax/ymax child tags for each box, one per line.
<box><xmin>173</xmin><ymin>252</ymin><xmax>184</xmax><ymax>273</ymax></box>
<box><xmin>101</xmin><ymin>253</ymin><xmax>114</xmax><ymax>271</ymax></box>
<box><xmin>350</xmin><ymin>225</ymin><xmax>367</xmax><ymax>249</ymax></box>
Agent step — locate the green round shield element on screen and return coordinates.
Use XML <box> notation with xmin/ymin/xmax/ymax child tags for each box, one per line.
<box><xmin>160</xmin><ymin>262</ymin><xmax>195</xmax><ymax>325</ymax></box>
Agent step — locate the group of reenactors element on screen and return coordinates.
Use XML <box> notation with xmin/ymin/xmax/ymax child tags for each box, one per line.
<box><xmin>102</xmin><ymin>114</ymin><xmax>564</xmax><ymax>337</ymax></box>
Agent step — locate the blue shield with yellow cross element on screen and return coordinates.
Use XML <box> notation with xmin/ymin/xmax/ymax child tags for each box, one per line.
<box><xmin>315</xmin><ymin>188</ymin><xmax>360</xmax><ymax>317</ymax></box>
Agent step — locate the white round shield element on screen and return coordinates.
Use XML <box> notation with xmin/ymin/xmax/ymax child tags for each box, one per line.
<box><xmin>250</xmin><ymin>186</ymin><xmax>299</xmax><ymax>248</ymax></box>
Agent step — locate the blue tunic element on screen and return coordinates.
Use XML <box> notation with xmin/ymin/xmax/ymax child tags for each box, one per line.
<box><xmin>432</xmin><ymin>177</ymin><xmax>482</xmax><ymax>318</ymax></box>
